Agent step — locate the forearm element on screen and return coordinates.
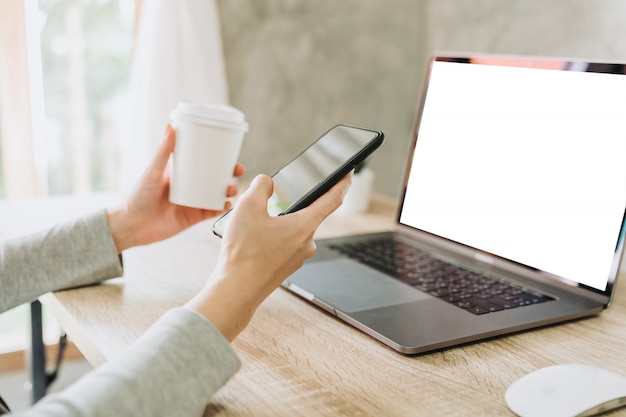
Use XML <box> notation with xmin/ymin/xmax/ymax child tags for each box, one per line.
<box><xmin>184</xmin><ymin>272</ymin><xmax>254</xmax><ymax>343</ymax></box>
<box><xmin>13</xmin><ymin>308</ymin><xmax>240</xmax><ymax>417</ymax></box>
<box><xmin>0</xmin><ymin>210</ymin><xmax>123</xmax><ymax>313</ymax></box>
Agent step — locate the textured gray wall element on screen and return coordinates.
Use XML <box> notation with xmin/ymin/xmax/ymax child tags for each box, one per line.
<box><xmin>218</xmin><ymin>1</ymin><xmax>626</xmax><ymax>198</ymax></box>
<box><xmin>424</xmin><ymin>1</ymin><xmax>626</xmax><ymax>61</ymax></box>
<box><xmin>217</xmin><ymin>0</ymin><xmax>424</xmax><ymax>198</ymax></box>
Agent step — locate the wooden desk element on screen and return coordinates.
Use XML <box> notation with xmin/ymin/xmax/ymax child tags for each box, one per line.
<box><xmin>6</xmin><ymin>195</ymin><xmax>626</xmax><ymax>416</ymax></box>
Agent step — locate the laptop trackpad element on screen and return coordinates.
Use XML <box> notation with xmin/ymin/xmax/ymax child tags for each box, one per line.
<box><xmin>287</xmin><ymin>258</ymin><xmax>432</xmax><ymax>313</ymax></box>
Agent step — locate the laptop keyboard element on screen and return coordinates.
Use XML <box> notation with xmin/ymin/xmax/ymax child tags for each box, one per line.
<box><xmin>329</xmin><ymin>238</ymin><xmax>553</xmax><ymax>315</ymax></box>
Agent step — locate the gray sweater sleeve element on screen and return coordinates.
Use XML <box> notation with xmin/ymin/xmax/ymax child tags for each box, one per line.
<box><xmin>14</xmin><ymin>308</ymin><xmax>241</xmax><ymax>417</ymax></box>
<box><xmin>0</xmin><ymin>210</ymin><xmax>123</xmax><ymax>313</ymax></box>
<box><xmin>1</xmin><ymin>211</ymin><xmax>242</xmax><ymax>415</ymax></box>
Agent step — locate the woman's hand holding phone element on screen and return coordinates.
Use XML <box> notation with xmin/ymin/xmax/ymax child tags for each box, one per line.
<box><xmin>185</xmin><ymin>173</ymin><xmax>352</xmax><ymax>341</ymax></box>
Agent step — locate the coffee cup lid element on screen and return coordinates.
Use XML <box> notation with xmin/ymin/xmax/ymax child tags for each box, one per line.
<box><xmin>174</xmin><ymin>102</ymin><xmax>248</xmax><ymax>131</ymax></box>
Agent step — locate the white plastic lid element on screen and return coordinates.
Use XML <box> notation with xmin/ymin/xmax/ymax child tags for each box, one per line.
<box><xmin>172</xmin><ymin>101</ymin><xmax>248</xmax><ymax>131</ymax></box>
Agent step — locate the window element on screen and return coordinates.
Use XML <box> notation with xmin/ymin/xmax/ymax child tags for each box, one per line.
<box><xmin>0</xmin><ymin>0</ymin><xmax>135</xmax><ymax>199</ymax></box>
<box><xmin>38</xmin><ymin>0</ymin><xmax>135</xmax><ymax>195</ymax></box>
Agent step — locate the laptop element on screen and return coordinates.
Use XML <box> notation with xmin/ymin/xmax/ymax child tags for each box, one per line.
<box><xmin>282</xmin><ymin>53</ymin><xmax>626</xmax><ymax>355</ymax></box>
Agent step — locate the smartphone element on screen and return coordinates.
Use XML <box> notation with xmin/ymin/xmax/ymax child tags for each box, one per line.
<box><xmin>212</xmin><ymin>124</ymin><xmax>384</xmax><ymax>237</ymax></box>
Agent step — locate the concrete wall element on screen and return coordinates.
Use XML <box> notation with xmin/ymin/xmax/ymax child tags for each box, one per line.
<box><xmin>217</xmin><ymin>0</ymin><xmax>423</xmax><ymax>198</ymax></box>
<box><xmin>218</xmin><ymin>1</ymin><xmax>626</xmax><ymax>198</ymax></box>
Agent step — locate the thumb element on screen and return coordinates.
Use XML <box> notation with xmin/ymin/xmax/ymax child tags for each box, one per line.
<box><xmin>222</xmin><ymin>175</ymin><xmax>273</xmax><ymax>238</ymax></box>
<box><xmin>237</xmin><ymin>174</ymin><xmax>274</xmax><ymax>210</ymax></box>
<box><xmin>292</xmin><ymin>172</ymin><xmax>352</xmax><ymax>226</ymax></box>
<box><xmin>147</xmin><ymin>125</ymin><xmax>175</xmax><ymax>177</ymax></box>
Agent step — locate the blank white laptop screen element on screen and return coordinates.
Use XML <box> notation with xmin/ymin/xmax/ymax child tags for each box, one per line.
<box><xmin>400</xmin><ymin>59</ymin><xmax>626</xmax><ymax>290</ymax></box>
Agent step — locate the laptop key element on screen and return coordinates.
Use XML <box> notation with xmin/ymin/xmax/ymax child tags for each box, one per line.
<box><xmin>466</xmin><ymin>297</ymin><xmax>505</xmax><ymax>312</ymax></box>
<box><xmin>415</xmin><ymin>283</ymin><xmax>437</xmax><ymax>292</ymax></box>
<box><xmin>429</xmin><ymin>288</ymin><xmax>450</xmax><ymax>297</ymax></box>
<box><xmin>519</xmin><ymin>292</ymin><xmax>550</xmax><ymax>304</ymax></box>
<box><xmin>442</xmin><ymin>294</ymin><xmax>463</xmax><ymax>303</ymax></box>
<box><xmin>488</xmin><ymin>298</ymin><xmax>521</xmax><ymax>309</ymax></box>
<box><xmin>456</xmin><ymin>301</ymin><xmax>473</xmax><ymax>309</ymax></box>
<box><xmin>468</xmin><ymin>306</ymin><xmax>490</xmax><ymax>315</ymax></box>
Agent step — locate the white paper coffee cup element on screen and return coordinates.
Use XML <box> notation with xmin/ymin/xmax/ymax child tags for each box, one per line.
<box><xmin>169</xmin><ymin>102</ymin><xmax>248</xmax><ymax>210</ymax></box>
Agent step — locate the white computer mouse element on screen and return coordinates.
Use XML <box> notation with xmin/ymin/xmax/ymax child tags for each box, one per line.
<box><xmin>505</xmin><ymin>364</ymin><xmax>626</xmax><ymax>417</ymax></box>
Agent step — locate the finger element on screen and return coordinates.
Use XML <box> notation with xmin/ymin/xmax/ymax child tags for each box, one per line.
<box><xmin>304</xmin><ymin>239</ymin><xmax>317</xmax><ymax>259</ymax></box>
<box><xmin>295</xmin><ymin>173</ymin><xmax>352</xmax><ymax>225</ymax></box>
<box><xmin>236</xmin><ymin>175</ymin><xmax>274</xmax><ymax>209</ymax></box>
<box><xmin>226</xmin><ymin>184</ymin><xmax>238</xmax><ymax>197</ymax></box>
<box><xmin>248</xmin><ymin>174</ymin><xmax>274</xmax><ymax>200</ymax></box>
<box><xmin>148</xmin><ymin>125</ymin><xmax>176</xmax><ymax>176</ymax></box>
<box><xmin>232</xmin><ymin>163</ymin><xmax>246</xmax><ymax>177</ymax></box>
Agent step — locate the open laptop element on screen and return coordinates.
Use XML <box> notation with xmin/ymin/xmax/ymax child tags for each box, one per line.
<box><xmin>282</xmin><ymin>53</ymin><xmax>626</xmax><ymax>355</ymax></box>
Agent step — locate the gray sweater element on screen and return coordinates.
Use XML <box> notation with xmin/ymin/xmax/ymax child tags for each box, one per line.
<box><xmin>0</xmin><ymin>211</ymin><xmax>241</xmax><ymax>416</ymax></box>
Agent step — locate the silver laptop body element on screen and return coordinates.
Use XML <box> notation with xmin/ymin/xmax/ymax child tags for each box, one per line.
<box><xmin>283</xmin><ymin>53</ymin><xmax>626</xmax><ymax>355</ymax></box>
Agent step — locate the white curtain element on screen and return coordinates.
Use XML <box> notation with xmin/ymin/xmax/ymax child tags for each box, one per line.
<box><xmin>119</xmin><ymin>0</ymin><xmax>229</xmax><ymax>191</ymax></box>
<box><xmin>0</xmin><ymin>0</ymin><xmax>42</xmax><ymax>199</ymax></box>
